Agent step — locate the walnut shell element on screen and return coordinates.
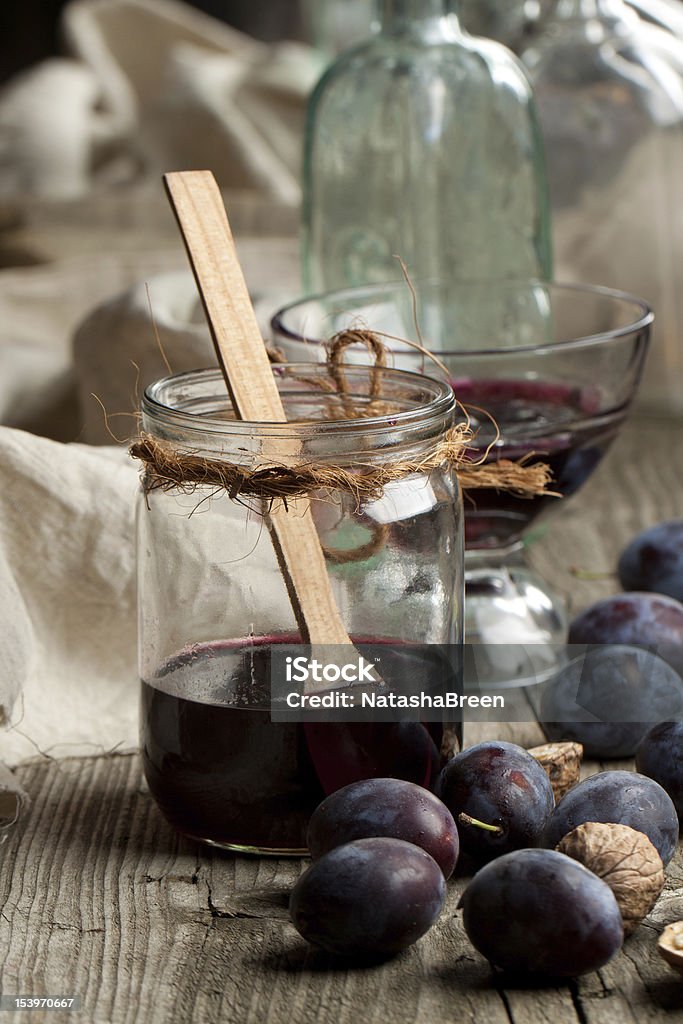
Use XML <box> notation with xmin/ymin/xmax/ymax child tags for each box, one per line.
<box><xmin>658</xmin><ymin>921</ymin><xmax>683</xmax><ymax>974</ymax></box>
<box><xmin>557</xmin><ymin>822</ymin><xmax>665</xmax><ymax>936</ymax></box>
<box><xmin>440</xmin><ymin>724</ymin><xmax>461</xmax><ymax>761</ymax></box>
<box><xmin>527</xmin><ymin>741</ymin><xmax>583</xmax><ymax>801</ymax></box>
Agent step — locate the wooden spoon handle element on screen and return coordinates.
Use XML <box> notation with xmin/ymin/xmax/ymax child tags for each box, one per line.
<box><xmin>163</xmin><ymin>170</ymin><xmax>351</xmax><ymax>646</ymax></box>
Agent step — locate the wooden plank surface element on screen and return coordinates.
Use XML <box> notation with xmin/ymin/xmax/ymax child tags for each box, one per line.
<box><xmin>1</xmin><ymin>414</ymin><xmax>683</xmax><ymax>1023</ymax></box>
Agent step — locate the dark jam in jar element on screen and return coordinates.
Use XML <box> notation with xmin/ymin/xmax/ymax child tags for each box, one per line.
<box><xmin>140</xmin><ymin>637</ymin><xmax>460</xmax><ymax>854</ymax></box>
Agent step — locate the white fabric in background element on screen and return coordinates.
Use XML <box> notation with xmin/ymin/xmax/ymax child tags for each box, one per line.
<box><xmin>0</xmin><ymin>60</ymin><xmax>106</xmax><ymax>201</ymax></box>
<box><xmin>72</xmin><ymin>265</ymin><xmax>295</xmax><ymax>445</ymax></box>
<box><xmin>0</xmin><ymin>252</ymin><xmax>189</xmax><ymax>441</ymax></box>
<box><xmin>0</xmin><ymin>0</ymin><xmax>321</xmax><ymax>202</ymax></box>
<box><xmin>0</xmin><ymin>429</ymin><xmax>139</xmax><ymax>766</ymax></box>
<box><xmin>73</xmin><ymin>270</ymin><xmax>212</xmax><ymax>445</ymax></box>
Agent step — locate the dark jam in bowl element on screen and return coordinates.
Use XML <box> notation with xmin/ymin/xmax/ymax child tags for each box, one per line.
<box><xmin>140</xmin><ymin>637</ymin><xmax>459</xmax><ymax>854</ymax></box>
<box><xmin>453</xmin><ymin>378</ymin><xmax>625</xmax><ymax>549</ymax></box>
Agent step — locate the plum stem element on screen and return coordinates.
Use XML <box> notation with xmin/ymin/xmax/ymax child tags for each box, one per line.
<box><xmin>458</xmin><ymin>812</ymin><xmax>504</xmax><ymax>834</ymax></box>
<box><xmin>569</xmin><ymin>566</ymin><xmax>616</xmax><ymax>581</ymax></box>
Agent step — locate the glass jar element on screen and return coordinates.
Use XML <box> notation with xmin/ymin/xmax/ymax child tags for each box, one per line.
<box><xmin>137</xmin><ymin>364</ymin><xmax>464</xmax><ymax>855</ymax></box>
<box><xmin>302</xmin><ymin>0</ymin><xmax>552</xmax><ymax>294</ymax></box>
<box><xmin>459</xmin><ymin>0</ymin><xmax>553</xmax><ymax>50</ymax></box>
<box><xmin>270</xmin><ymin>280</ymin><xmax>652</xmax><ymax>688</ymax></box>
<box><xmin>629</xmin><ymin>0</ymin><xmax>683</xmax><ymax>35</ymax></box>
<box><xmin>522</xmin><ymin>0</ymin><xmax>683</xmax><ymax>415</ymax></box>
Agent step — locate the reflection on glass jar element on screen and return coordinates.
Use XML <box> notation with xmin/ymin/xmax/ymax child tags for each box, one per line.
<box><xmin>137</xmin><ymin>364</ymin><xmax>464</xmax><ymax>854</ymax></box>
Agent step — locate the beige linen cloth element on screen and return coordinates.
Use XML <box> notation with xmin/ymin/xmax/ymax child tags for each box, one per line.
<box><xmin>74</xmin><ymin>270</ymin><xmax>224</xmax><ymax>445</ymax></box>
<box><xmin>0</xmin><ymin>0</ymin><xmax>320</xmax><ymax>202</ymax></box>
<box><xmin>0</xmin><ymin>432</ymin><xmax>138</xmax><ymax>769</ymax></box>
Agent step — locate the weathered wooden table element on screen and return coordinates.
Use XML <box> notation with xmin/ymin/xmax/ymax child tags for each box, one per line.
<box><xmin>1</xmin><ymin>415</ymin><xmax>683</xmax><ymax>1023</ymax></box>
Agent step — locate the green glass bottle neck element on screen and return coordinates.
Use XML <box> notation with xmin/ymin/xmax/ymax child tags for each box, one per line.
<box><xmin>375</xmin><ymin>0</ymin><xmax>462</xmax><ymax>34</ymax></box>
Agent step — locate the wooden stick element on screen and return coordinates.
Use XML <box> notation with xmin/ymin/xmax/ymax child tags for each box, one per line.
<box><xmin>163</xmin><ymin>170</ymin><xmax>352</xmax><ymax>647</ymax></box>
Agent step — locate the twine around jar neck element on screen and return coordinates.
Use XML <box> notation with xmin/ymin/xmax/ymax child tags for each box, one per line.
<box><xmin>130</xmin><ymin>330</ymin><xmax>557</xmax><ymax>507</ymax></box>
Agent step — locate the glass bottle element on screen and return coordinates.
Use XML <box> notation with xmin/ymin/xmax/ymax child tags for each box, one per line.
<box><xmin>137</xmin><ymin>363</ymin><xmax>463</xmax><ymax>855</ymax></box>
<box><xmin>459</xmin><ymin>0</ymin><xmax>553</xmax><ymax>51</ymax></box>
<box><xmin>302</xmin><ymin>0</ymin><xmax>552</xmax><ymax>294</ymax></box>
<box><xmin>302</xmin><ymin>0</ymin><xmax>375</xmax><ymax>57</ymax></box>
<box><xmin>628</xmin><ymin>0</ymin><xmax>683</xmax><ymax>37</ymax></box>
<box><xmin>522</xmin><ymin>0</ymin><xmax>683</xmax><ymax>414</ymax></box>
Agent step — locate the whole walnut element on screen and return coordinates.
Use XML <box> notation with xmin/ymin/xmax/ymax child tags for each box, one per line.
<box><xmin>557</xmin><ymin>822</ymin><xmax>665</xmax><ymax>936</ymax></box>
<box><xmin>658</xmin><ymin>921</ymin><xmax>683</xmax><ymax>974</ymax></box>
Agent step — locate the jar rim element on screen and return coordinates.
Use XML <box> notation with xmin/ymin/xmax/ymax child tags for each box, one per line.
<box><xmin>141</xmin><ymin>364</ymin><xmax>456</xmax><ymax>442</ymax></box>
